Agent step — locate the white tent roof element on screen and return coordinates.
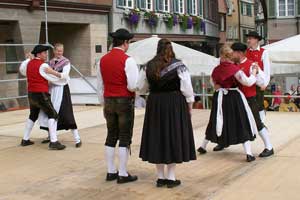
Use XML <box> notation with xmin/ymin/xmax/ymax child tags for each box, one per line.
<box><xmin>264</xmin><ymin>34</ymin><xmax>300</xmax><ymax>64</ymax></box>
<box><xmin>127</xmin><ymin>35</ymin><xmax>219</xmax><ymax>76</ymax></box>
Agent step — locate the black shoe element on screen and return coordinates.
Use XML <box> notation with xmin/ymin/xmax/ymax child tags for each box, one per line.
<box><xmin>75</xmin><ymin>141</ymin><xmax>82</xmax><ymax>148</ymax></box>
<box><xmin>21</xmin><ymin>139</ymin><xmax>34</xmax><ymax>146</ymax></box>
<box><xmin>167</xmin><ymin>180</ymin><xmax>181</xmax><ymax>188</ymax></box>
<box><xmin>213</xmin><ymin>144</ymin><xmax>224</xmax><ymax>152</ymax></box>
<box><xmin>197</xmin><ymin>147</ymin><xmax>207</xmax><ymax>154</ymax></box>
<box><xmin>106</xmin><ymin>172</ymin><xmax>118</xmax><ymax>181</ymax></box>
<box><xmin>156</xmin><ymin>179</ymin><xmax>167</xmax><ymax>187</ymax></box>
<box><xmin>259</xmin><ymin>148</ymin><xmax>274</xmax><ymax>157</ymax></box>
<box><xmin>117</xmin><ymin>173</ymin><xmax>138</xmax><ymax>184</ymax></box>
<box><xmin>41</xmin><ymin>137</ymin><xmax>50</xmax><ymax>144</ymax></box>
<box><xmin>246</xmin><ymin>154</ymin><xmax>256</xmax><ymax>162</ymax></box>
<box><xmin>49</xmin><ymin>141</ymin><xmax>66</xmax><ymax>150</ymax></box>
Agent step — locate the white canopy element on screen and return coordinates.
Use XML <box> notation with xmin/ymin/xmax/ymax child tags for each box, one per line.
<box><xmin>264</xmin><ymin>34</ymin><xmax>300</xmax><ymax>64</ymax></box>
<box><xmin>263</xmin><ymin>34</ymin><xmax>300</xmax><ymax>74</ymax></box>
<box><xmin>127</xmin><ymin>35</ymin><xmax>219</xmax><ymax>76</ymax></box>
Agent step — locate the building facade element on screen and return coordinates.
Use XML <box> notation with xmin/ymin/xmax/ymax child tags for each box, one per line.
<box><xmin>111</xmin><ymin>0</ymin><xmax>219</xmax><ymax>55</ymax></box>
<box><xmin>266</xmin><ymin>0</ymin><xmax>300</xmax><ymax>43</ymax></box>
<box><xmin>226</xmin><ymin>0</ymin><xmax>256</xmax><ymax>43</ymax></box>
<box><xmin>0</xmin><ymin>0</ymin><xmax>111</xmax><ymax>109</ymax></box>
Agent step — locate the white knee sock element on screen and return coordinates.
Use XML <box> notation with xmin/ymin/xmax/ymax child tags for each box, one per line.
<box><xmin>156</xmin><ymin>164</ymin><xmax>165</xmax><ymax>179</ymax></box>
<box><xmin>48</xmin><ymin>119</ymin><xmax>58</xmax><ymax>143</ymax></box>
<box><xmin>23</xmin><ymin>119</ymin><xmax>35</xmax><ymax>140</ymax></box>
<box><xmin>259</xmin><ymin>128</ymin><xmax>273</xmax><ymax>150</ymax></box>
<box><xmin>118</xmin><ymin>147</ymin><xmax>129</xmax><ymax>177</ymax></box>
<box><xmin>105</xmin><ymin>146</ymin><xmax>117</xmax><ymax>174</ymax></box>
<box><xmin>259</xmin><ymin>110</ymin><xmax>266</xmax><ymax>123</ymax></box>
<box><xmin>201</xmin><ymin>138</ymin><xmax>209</xmax><ymax>149</ymax></box>
<box><xmin>167</xmin><ymin>164</ymin><xmax>176</xmax><ymax>181</ymax></box>
<box><xmin>71</xmin><ymin>129</ymin><xmax>81</xmax><ymax>143</ymax></box>
<box><xmin>243</xmin><ymin>141</ymin><xmax>253</xmax><ymax>156</ymax></box>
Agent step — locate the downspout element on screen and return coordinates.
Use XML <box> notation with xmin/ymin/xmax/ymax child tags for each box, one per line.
<box><xmin>238</xmin><ymin>0</ymin><xmax>241</xmax><ymax>41</ymax></box>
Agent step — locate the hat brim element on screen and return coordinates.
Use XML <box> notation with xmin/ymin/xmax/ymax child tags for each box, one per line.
<box><xmin>109</xmin><ymin>32</ymin><xmax>134</xmax><ymax>40</ymax></box>
<box><xmin>31</xmin><ymin>46</ymin><xmax>51</xmax><ymax>55</ymax></box>
<box><xmin>245</xmin><ymin>34</ymin><xmax>262</xmax><ymax>41</ymax></box>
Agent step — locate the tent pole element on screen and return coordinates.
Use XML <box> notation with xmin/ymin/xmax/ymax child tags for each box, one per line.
<box><xmin>201</xmin><ymin>72</ymin><xmax>206</xmax><ymax>109</ymax></box>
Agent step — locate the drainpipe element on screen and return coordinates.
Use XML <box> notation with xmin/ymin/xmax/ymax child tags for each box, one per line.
<box><xmin>237</xmin><ymin>0</ymin><xmax>241</xmax><ymax>41</ymax></box>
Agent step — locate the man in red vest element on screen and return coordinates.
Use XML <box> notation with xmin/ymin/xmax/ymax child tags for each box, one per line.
<box><xmin>97</xmin><ymin>29</ymin><xmax>139</xmax><ymax>184</ymax></box>
<box><xmin>245</xmin><ymin>31</ymin><xmax>270</xmax><ymax>123</ymax></box>
<box><xmin>232</xmin><ymin>42</ymin><xmax>274</xmax><ymax>157</ymax></box>
<box><xmin>19</xmin><ymin>45</ymin><xmax>66</xmax><ymax>150</ymax></box>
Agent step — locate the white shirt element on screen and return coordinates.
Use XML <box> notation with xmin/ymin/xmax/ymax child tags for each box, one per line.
<box><xmin>19</xmin><ymin>58</ymin><xmax>68</xmax><ymax>85</ymax></box>
<box><xmin>96</xmin><ymin>49</ymin><xmax>139</xmax><ymax>104</ymax></box>
<box><xmin>137</xmin><ymin>67</ymin><xmax>195</xmax><ymax>103</ymax></box>
<box><xmin>249</xmin><ymin>46</ymin><xmax>271</xmax><ymax>87</ymax></box>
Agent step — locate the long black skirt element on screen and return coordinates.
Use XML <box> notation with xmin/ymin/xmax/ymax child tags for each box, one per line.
<box><xmin>139</xmin><ymin>91</ymin><xmax>196</xmax><ymax>164</ymax></box>
<box><xmin>205</xmin><ymin>90</ymin><xmax>255</xmax><ymax>147</ymax></box>
<box><xmin>41</xmin><ymin>85</ymin><xmax>77</xmax><ymax>131</ymax></box>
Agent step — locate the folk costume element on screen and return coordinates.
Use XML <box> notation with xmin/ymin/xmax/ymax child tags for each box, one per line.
<box><xmin>38</xmin><ymin>56</ymin><xmax>81</xmax><ymax>147</ymax></box>
<box><xmin>138</xmin><ymin>58</ymin><xmax>196</xmax><ymax>187</ymax></box>
<box><xmin>19</xmin><ymin>45</ymin><xmax>67</xmax><ymax>150</ymax></box>
<box><xmin>199</xmin><ymin>60</ymin><xmax>258</xmax><ymax>162</ymax></box>
<box><xmin>245</xmin><ymin>31</ymin><xmax>271</xmax><ymax>123</ymax></box>
<box><xmin>232</xmin><ymin>42</ymin><xmax>274</xmax><ymax>157</ymax></box>
<box><xmin>97</xmin><ymin>29</ymin><xmax>139</xmax><ymax>184</ymax></box>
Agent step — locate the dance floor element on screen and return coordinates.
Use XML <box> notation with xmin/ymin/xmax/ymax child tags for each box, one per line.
<box><xmin>0</xmin><ymin>107</ymin><xmax>300</xmax><ymax>200</ymax></box>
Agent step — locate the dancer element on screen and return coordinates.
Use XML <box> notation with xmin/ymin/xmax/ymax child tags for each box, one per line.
<box><xmin>39</xmin><ymin>43</ymin><xmax>82</xmax><ymax>148</ymax></box>
<box><xmin>97</xmin><ymin>29</ymin><xmax>139</xmax><ymax>184</ymax></box>
<box><xmin>198</xmin><ymin>45</ymin><xmax>258</xmax><ymax>162</ymax></box>
<box><xmin>246</xmin><ymin>31</ymin><xmax>270</xmax><ymax>123</ymax></box>
<box><xmin>231</xmin><ymin>42</ymin><xmax>274</xmax><ymax>157</ymax></box>
<box><xmin>138</xmin><ymin>39</ymin><xmax>196</xmax><ymax>188</ymax></box>
<box><xmin>19</xmin><ymin>45</ymin><xmax>66</xmax><ymax>150</ymax></box>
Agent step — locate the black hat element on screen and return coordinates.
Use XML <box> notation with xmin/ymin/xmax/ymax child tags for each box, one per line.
<box><xmin>245</xmin><ymin>31</ymin><xmax>262</xmax><ymax>40</ymax></box>
<box><xmin>31</xmin><ymin>44</ymin><xmax>51</xmax><ymax>55</ymax></box>
<box><xmin>231</xmin><ymin>42</ymin><xmax>247</xmax><ymax>52</ymax></box>
<box><xmin>109</xmin><ymin>28</ymin><xmax>134</xmax><ymax>40</ymax></box>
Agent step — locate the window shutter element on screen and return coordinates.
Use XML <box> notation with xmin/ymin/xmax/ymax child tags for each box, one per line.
<box><xmin>297</xmin><ymin>0</ymin><xmax>300</xmax><ymax>16</ymax></box>
<box><xmin>268</xmin><ymin>0</ymin><xmax>277</xmax><ymax>18</ymax></box>
<box><xmin>198</xmin><ymin>0</ymin><xmax>203</xmax><ymax>16</ymax></box>
<box><xmin>173</xmin><ymin>0</ymin><xmax>179</xmax><ymax>12</ymax></box>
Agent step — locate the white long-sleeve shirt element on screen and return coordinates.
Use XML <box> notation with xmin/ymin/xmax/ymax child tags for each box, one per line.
<box><xmin>240</xmin><ymin>57</ymin><xmax>265</xmax><ymax>87</ymax></box>
<box><xmin>137</xmin><ymin>67</ymin><xmax>195</xmax><ymax>103</ymax></box>
<box><xmin>249</xmin><ymin>46</ymin><xmax>271</xmax><ymax>87</ymax></box>
<box><xmin>19</xmin><ymin>58</ymin><xmax>68</xmax><ymax>85</ymax></box>
<box><xmin>96</xmin><ymin>53</ymin><xmax>139</xmax><ymax>104</ymax></box>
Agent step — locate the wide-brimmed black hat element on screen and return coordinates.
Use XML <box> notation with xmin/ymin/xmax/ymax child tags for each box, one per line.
<box><xmin>31</xmin><ymin>44</ymin><xmax>51</xmax><ymax>55</ymax></box>
<box><xmin>245</xmin><ymin>31</ymin><xmax>262</xmax><ymax>40</ymax></box>
<box><xmin>109</xmin><ymin>28</ymin><xmax>134</xmax><ymax>40</ymax></box>
<box><xmin>231</xmin><ymin>42</ymin><xmax>247</xmax><ymax>52</ymax></box>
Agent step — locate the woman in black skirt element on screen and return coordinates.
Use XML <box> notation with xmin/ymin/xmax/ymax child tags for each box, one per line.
<box><xmin>197</xmin><ymin>45</ymin><xmax>258</xmax><ymax>162</ymax></box>
<box><xmin>138</xmin><ymin>39</ymin><xmax>196</xmax><ymax>188</ymax></box>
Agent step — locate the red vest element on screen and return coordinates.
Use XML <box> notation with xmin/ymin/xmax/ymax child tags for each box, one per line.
<box><xmin>246</xmin><ymin>47</ymin><xmax>265</xmax><ymax>70</ymax></box>
<box><xmin>27</xmin><ymin>58</ymin><xmax>49</xmax><ymax>93</ymax></box>
<box><xmin>238</xmin><ymin>58</ymin><xmax>256</xmax><ymax>98</ymax></box>
<box><xmin>100</xmin><ymin>48</ymin><xmax>135</xmax><ymax>98</ymax></box>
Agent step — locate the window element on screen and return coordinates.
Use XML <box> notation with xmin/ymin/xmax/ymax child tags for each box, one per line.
<box><xmin>173</xmin><ymin>0</ymin><xmax>184</xmax><ymax>14</ymax></box>
<box><xmin>219</xmin><ymin>14</ymin><xmax>226</xmax><ymax>31</ymax></box>
<box><xmin>5</xmin><ymin>41</ymin><xmax>18</xmax><ymax>74</ymax></box>
<box><xmin>187</xmin><ymin>0</ymin><xmax>197</xmax><ymax>15</ymax></box>
<box><xmin>117</xmin><ymin>0</ymin><xmax>134</xmax><ymax>9</ymax></box>
<box><xmin>198</xmin><ymin>0</ymin><xmax>203</xmax><ymax>16</ymax></box>
<box><xmin>278</xmin><ymin>0</ymin><xmax>295</xmax><ymax>16</ymax></box>
<box><xmin>241</xmin><ymin>2</ymin><xmax>252</xmax><ymax>16</ymax></box>
<box><xmin>243</xmin><ymin>29</ymin><xmax>248</xmax><ymax>43</ymax></box>
<box><xmin>156</xmin><ymin>0</ymin><xmax>169</xmax><ymax>12</ymax></box>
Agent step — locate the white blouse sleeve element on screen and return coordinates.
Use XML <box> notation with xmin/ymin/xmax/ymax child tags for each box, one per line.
<box><xmin>125</xmin><ymin>57</ymin><xmax>139</xmax><ymax>92</ymax></box>
<box><xmin>96</xmin><ymin>61</ymin><xmax>104</xmax><ymax>104</ymax></box>
<box><xmin>19</xmin><ymin>59</ymin><xmax>30</xmax><ymax>76</ymax></box>
<box><xmin>39</xmin><ymin>63</ymin><xmax>68</xmax><ymax>85</ymax></box>
<box><xmin>234</xmin><ymin>70</ymin><xmax>256</xmax><ymax>87</ymax></box>
<box><xmin>178</xmin><ymin>68</ymin><xmax>194</xmax><ymax>103</ymax></box>
<box><xmin>50</xmin><ymin>64</ymin><xmax>71</xmax><ymax>86</ymax></box>
<box><xmin>137</xmin><ymin>68</ymin><xmax>149</xmax><ymax>95</ymax></box>
<box><xmin>255</xmin><ymin>67</ymin><xmax>265</xmax><ymax>88</ymax></box>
